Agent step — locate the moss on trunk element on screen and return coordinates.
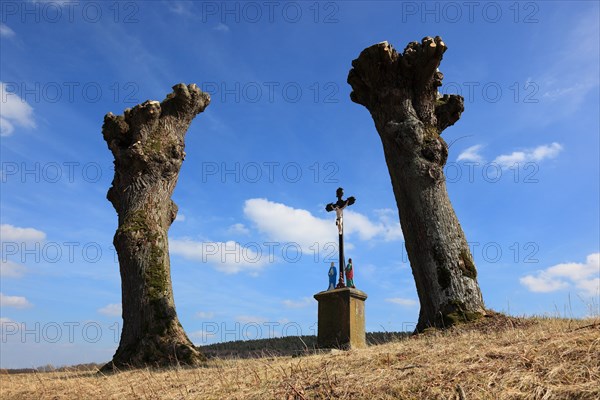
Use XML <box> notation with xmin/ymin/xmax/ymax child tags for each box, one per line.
<box><xmin>348</xmin><ymin>38</ymin><xmax>486</xmax><ymax>331</ymax></box>
<box><xmin>101</xmin><ymin>84</ymin><xmax>210</xmax><ymax>372</ymax></box>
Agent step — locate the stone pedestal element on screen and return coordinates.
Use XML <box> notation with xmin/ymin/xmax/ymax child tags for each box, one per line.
<box><xmin>313</xmin><ymin>287</ymin><xmax>367</xmax><ymax>349</ymax></box>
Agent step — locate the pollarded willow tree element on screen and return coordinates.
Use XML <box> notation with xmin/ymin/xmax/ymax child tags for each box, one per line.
<box><xmin>101</xmin><ymin>83</ymin><xmax>210</xmax><ymax>371</ymax></box>
<box><xmin>347</xmin><ymin>37</ymin><xmax>486</xmax><ymax>331</ymax></box>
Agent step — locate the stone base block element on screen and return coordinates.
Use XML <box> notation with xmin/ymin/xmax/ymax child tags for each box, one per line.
<box><xmin>313</xmin><ymin>287</ymin><xmax>367</xmax><ymax>349</ymax></box>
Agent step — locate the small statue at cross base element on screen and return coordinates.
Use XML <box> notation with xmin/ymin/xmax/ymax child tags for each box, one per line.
<box><xmin>328</xmin><ymin>262</ymin><xmax>337</xmax><ymax>291</ymax></box>
<box><xmin>345</xmin><ymin>258</ymin><xmax>355</xmax><ymax>288</ymax></box>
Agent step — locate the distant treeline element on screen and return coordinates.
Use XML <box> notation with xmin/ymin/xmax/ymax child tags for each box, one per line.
<box><xmin>199</xmin><ymin>331</ymin><xmax>409</xmax><ymax>359</ymax></box>
<box><xmin>2</xmin><ymin>332</ymin><xmax>409</xmax><ymax>373</ymax></box>
<box><xmin>1</xmin><ymin>362</ymin><xmax>104</xmax><ymax>375</ymax></box>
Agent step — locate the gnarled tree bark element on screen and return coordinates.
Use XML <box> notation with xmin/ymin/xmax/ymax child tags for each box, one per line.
<box><xmin>101</xmin><ymin>83</ymin><xmax>210</xmax><ymax>371</ymax></box>
<box><xmin>348</xmin><ymin>37</ymin><xmax>485</xmax><ymax>331</ymax></box>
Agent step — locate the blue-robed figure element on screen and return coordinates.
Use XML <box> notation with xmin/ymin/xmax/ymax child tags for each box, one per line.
<box><xmin>328</xmin><ymin>262</ymin><xmax>337</xmax><ymax>290</ymax></box>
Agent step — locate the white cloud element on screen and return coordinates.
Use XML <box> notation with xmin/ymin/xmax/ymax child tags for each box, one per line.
<box><xmin>33</xmin><ymin>0</ymin><xmax>79</xmax><ymax>4</ymax></box>
<box><xmin>0</xmin><ymin>224</ymin><xmax>46</xmax><ymax>242</ymax></box>
<box><xmin>538</xmin><ymin>15</ymin><xmax>599</xmax><ymax>110</ymax></box>
<box><xmin>457</xmin><ymin>144</ymin><xmax>485</xmax><ymax>163</ymax></box>
<box><xmin>227</xmin><ymin>223</ymin><xmax>250</xmax><ymax>236</ymax></box>
<box><xmin>577</xmin><ymin>278</ymin><xmax>600</xmax><ymax>298</ymax></box>
<box><xmin>0</xmin><ymin>23</ymin><xmax>15</xmax><ymax>38</ymax></box>
<box><xmin>175</xmin><ymin>214</ymin><xmax>186</xmax><ymax>222</ymax></box>
<box><xmin>385</xmin><ymin>298</ymin><xmax>418</xmax><ymax>307</ymax></box>
<box><xmin>543</xmin><ymin>83</ymin><xmax>591</xmax><ymax>100</ymax></box>
<box><xmin>0</xmin><ymin>293</ymin><xmax>32</xmax><ymax>309</ymax></box>
<box><xmin>173</xmin><ymin>201</ymin><xmax>402</xmax><ymax>275</ymax></box>
<box><xmin>243</xmin><ymin>199</ymin><xmax>403</xmax><ymax>249</ymax></box>
<box><xmin>0</xmin><ymin>117</ymin><xmax>14</xmax><ymax>136</ymax></box>
<box><xmin>494</xmin><ymin>142</ymin><xmax>563</xmax><ymax>168</ymax></box>
<box><xmin>235</xmin><ymin>315</ymin><xmax>268</xmax><ymax>324</ymax></box>
<box><xmin>190</xmin><ymin>330</ymin><xmax>217</xmax><ymax>340</ymax></box>
<box><xmin>520</xmin><ymin>253</ymin><xmax>600</xmax><ymax>297</ymax></box>
<box><xmin>0</xmin><ymin>82</ymin><xmax>36</xmax><ymax>137</ymax></box>
<box><xmin>98</xmin><ymin>303</ymin><xmax>121</xmax><ymax>317</ymax></box>
<box><xmin>0</xmin><ymin>317</ymin><xmax>16</xmax><ymax>326</ymax></box>
<box><xmin>530</xmin><ymin>143</ymin><xmax>563</xmax><ymax>161</ymax></box>
<box><xmin>282</xmin><ymin>297</ymin><xmax>312</xmax><ymax>309</ymax></box>
<box><xmin>0</xmin><ymin>260</ymin><xmax>26</xmax><ymax>278</ymax></box>
<box><xmin>372</xmin><ymin>209</ymin><xmax>403</xmax><ymax>242</ymax></box>
<box><xmin>170</xmin><ymin>238</ymin><xmax>269</xmax><ymax>275</ymax></box>
<box><xmin>168</xmin><ymin>1</ymin><xmax>194</xmax><ymax>16</ymax></box>
<box><xmin>520</xmin><ymin>275</ymin><xmax>569</xmax><ymax>293</ymax></box>
<box><xmin>195</xmin><ymin>311</ymin><xmax>215</xmax><ymax>319</ymax></box>
<box><xmin>244</xmin><ymin>198</ymin><xmax>332</xmax><ymax>249</ymax></box>
<box><xmin>344</xmin><ymin>210</ymin><xmax>382</xmax><ymax>241</ymax></box>
<box><xmin>345</xmin><ymin>209</ymin><xmax>403</xmax><ymax>242</ymax></box>
<box><xmin>0</xmin><ymin>317</ymin><xmax>19</xmax><ymax>337</ymax></box>
<box><xmin>214</xmin><ymin>23</ymin><xmax>230</xmax><ymax>32</ymax></box>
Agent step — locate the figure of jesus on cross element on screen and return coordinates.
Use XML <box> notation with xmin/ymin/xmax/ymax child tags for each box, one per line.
<box><xmin>326</xmin><ymin>187</ymin><xmax>355</xmax><ymax>288</ymax></box>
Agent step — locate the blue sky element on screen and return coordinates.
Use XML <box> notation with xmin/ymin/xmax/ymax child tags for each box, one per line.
<box><xmin>1</xmin><ymin>1</ymin><xmax>598</xmax><ymax>368</ymax></box>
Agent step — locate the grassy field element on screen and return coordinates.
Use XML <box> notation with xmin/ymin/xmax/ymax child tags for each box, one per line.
<box><xmin>2</xmin><ymin>315</ymin><xmax>598</xmax><ymax>399</ymax></box>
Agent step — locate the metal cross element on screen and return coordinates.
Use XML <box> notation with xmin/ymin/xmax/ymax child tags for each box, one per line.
<box><xmin>325</xmin><ymin>187</ymin><xmax>355</xmax><ymax>288</ymax></box>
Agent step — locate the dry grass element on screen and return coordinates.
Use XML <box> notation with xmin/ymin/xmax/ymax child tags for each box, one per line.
<box><xmin>2</xmin><ymin>316</ymin><xmax>599</xmax><ymax>399</ymax></box>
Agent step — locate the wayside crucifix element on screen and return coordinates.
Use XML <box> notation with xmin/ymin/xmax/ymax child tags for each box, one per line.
<box><xmin>325</xmin><ymin>187</ymin><xmax>355</xmax><ymax>288</ymax></box>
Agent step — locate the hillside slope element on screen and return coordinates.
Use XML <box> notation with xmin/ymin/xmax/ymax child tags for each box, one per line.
<box><xmin>2</xmin><ymin>315</ymin><xmax>598</xmax><ymax>399</ymax></box>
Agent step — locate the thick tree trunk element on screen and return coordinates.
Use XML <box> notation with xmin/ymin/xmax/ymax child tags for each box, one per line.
<box><xmin>347</xmin><ymin>37</ymin><xmax>485</xmax><ymax>331</ymax></box>
<box><xmin>101</xmin><ymin>83</ymin><xmax>210</xmax><ymax>371</ymax></box>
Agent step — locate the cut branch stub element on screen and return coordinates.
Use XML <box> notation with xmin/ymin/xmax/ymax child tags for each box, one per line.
<box><xmin>348</xmin><ymin>37</ymin><xmax>463</xmax><ymax>133</ymax></box>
